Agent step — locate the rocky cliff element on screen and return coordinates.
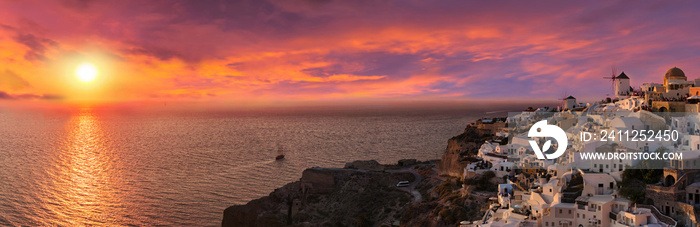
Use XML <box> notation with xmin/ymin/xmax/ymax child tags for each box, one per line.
<box><xmin>436</xmin><ymin>126</ymin><xmax>491</xmax><ymax>177</ymax></box>
<box><xmin>222</xmin><ymin>165</ymin><xmax>416</xmax><ymax>227</ymax></box>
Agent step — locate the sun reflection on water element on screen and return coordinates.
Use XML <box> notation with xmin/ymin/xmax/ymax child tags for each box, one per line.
<box><xmin>42</xmin><ymin>108</ymin><xmax>125</xmax><ymax>226</ymax></box>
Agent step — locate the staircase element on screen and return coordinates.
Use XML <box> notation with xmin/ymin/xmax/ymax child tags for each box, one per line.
<box><xmin>637</xmin><ymin>204</ymin><xmax>677</xmax><ymax>227</ymax></box>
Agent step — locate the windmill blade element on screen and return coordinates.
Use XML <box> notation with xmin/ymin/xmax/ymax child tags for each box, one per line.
<box><xmin>602</xmin><ymin>65</ymin><xmax>619</xmax><ymax>96</ymax></box>
<box><xmin>611</xmin><ymin>65</ymin><xmax>617</xmax><ymax>77</ymax></box>
<box><xmin>559</xmin><ymin>90</ymin><xmax>570</xmax><ymax>110</ymax></box>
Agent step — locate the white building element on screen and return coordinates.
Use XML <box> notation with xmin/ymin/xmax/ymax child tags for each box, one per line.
<box><xmin>581</xmin><ymin>171</ymin><xmax>616</xmax><ymax>196</ymax></box>
<box><xmin>615</xmin><ymin>97</ymin><xmax>645</xmax><ymax>111</ymax></box>
<box><xmin>612</xmin><ymin>207</ymin><xmax>670</xmax><ymax>227</ymax></box>
<box><xmin>615</xmin><ymin>72</ymin><xmax>631</xmax><ymax>99</ymax></box>
<box><xmin>564</xmin><ymin>96</ymin><xmax>577</xmax><ymax>111</ymax></box>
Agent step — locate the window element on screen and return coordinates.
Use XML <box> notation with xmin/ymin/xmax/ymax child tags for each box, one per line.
<box><xmin>559</xmin><ymin>209</ymin><xmax>562</xmax><ymax>214</ymax></box>
<box><xmin>606</xmin><ymin>164</ymin><xmax>609</xmax><ymax>168</ymax></box>
<box><xmin>546</xmin><ymin>222</ymin><xmax>549</xmax><ymax>226</ymax></box>
<box><xmin>569</xmin><ymin>210</ymin><xmax>572</xmax><ymax>214</ymax></box>
<box><xmin>594</xmin><ymin>164</ymin><xmax>597</xmax><ymax>168</ymax></box>
<box><xmin>577</xmin><ymin>213</ymin><xmax>580</xmax><ymax>218</ymax></box>
<box><xmin>598</xmin><ymin>183</ymin><xmax>603</xmax><ymax>188</ymax></box>
<box><xmin>610</xmin><ymin>182</ymin><xmax>614</xmax><ymax>189</ymax></box>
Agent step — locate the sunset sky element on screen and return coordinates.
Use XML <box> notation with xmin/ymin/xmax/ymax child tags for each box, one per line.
<box><xmin>1</xmin><ymin>0</ymin><xmax>700</xmax><ymax>104</ymax></box>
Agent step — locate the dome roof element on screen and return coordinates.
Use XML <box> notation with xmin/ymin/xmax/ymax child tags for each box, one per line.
<box><xmin>665</xmin><ymin>67</ymin><xmax>686</xmax><ymax>79</ymax></box>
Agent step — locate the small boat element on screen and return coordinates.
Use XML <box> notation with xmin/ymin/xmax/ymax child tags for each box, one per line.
<box><xmin>275</xmin><ymin>146</ymin><xmax>285</xmax><ymax>160</ymax></box>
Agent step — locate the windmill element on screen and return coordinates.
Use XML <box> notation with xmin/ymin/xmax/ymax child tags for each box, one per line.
<box><xmin>558</xmin><ymin>91</ymin><xmax>572</xmax><ymax>111</ymax></box>
<box><xmin>602</xmin><ymin>65</ymin><xmax>619</xmax><ymax>97</ymax></box>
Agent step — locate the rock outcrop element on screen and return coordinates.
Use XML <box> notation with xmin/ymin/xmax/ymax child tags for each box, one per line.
<box><xmin>437</xmin><ymin>125</ymin><xmax>491</xmax><ymax>177</ymax></box>
<box><xmin>399</xmin><ymin>165</ymin><xmax>490</xmax><ymax>226</ymax></box>
<box><xmin>398</xmin><ymin>159</ymin><xmax>417</xmax><ymax>167</ymax></box>
<box><xmin>222</xmin><ymin>166</ymin><xmax>415</xmax><ymax>227</ymax></box>
<box><xmin>344</xmin><ymin>160</ymin><xmax>384</xmax><ymax>171</ymax></box>
<box><xmin>300</xmin><ymin>168</ymin><xmax>336</xmax><ymax>194</ymax></box>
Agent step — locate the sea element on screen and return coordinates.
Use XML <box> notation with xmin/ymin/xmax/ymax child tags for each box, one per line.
<box><xmin>0</xmin><ymin>103</ymin><xmax>522</xmax><ymax>226</ymax></box>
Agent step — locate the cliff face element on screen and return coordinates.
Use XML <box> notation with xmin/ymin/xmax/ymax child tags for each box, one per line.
<box><xmin>436</xmin><ymin>126</ymin><xmax>490</xmax><ymax>177</ymax></box>
<box><xmin>222</xmin><ymin>166</ymin><xmax>415</xmax><ymax>227</ymax></box>
<box><xmin>398</xmin><ymin>165</ymin><xmax>491</xmax><ymax>226</ymax></box>
<box><xmin>300</xmin><ymin>167</ymin><xmax>337</xmax><ymax>194</ymax></box>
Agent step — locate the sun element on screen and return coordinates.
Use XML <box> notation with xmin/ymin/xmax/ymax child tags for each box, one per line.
<box><xmin>75</xmin><ymin>63</ymin><xmax>98</xmax><ymax>83</ymax></box>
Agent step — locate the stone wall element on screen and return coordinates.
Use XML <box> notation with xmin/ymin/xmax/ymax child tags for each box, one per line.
<box><xmin>652</xmin><ymin>101</ymin><xmax>686</xmax><ymax>112</ymax></box>
<box><xmin>645</xmin><ymin>185</ymin><xmax>683</xmax><ymax>215</ymax></box>
<box><xmin>674</xmin><ymin>202</ymin><xmax>699</xmax><ymax>226</ymax></box>
<box><xmin>645</xmin><ymin>169</ymin><xmax>700</xmax><ymax>226</ymax></box>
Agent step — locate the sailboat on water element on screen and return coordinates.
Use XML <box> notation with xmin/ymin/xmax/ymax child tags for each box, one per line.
<box><xmin>275</xmin><ymin>146</ymin><xmax>285</xmax><ymax>161</ymax></box>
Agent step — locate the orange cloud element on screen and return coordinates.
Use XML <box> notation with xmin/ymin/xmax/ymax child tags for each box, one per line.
<box><xmin>1</xmin><ymin>0</ymin><xmax>700</xmax><ymax>104</ymax></box>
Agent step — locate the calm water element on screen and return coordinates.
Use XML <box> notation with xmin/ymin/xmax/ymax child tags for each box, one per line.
<box><xmin>0</xmin><ymin>106</ymin><xmax>497</xmax><ymax>226</ymax></box>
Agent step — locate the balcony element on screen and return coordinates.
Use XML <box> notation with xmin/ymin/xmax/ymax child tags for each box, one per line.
<box><xmin>594</xmin><ymin>188</ymin><xmax>613</xmax><ymax>195</ymax></box>
<box><xmin>586</xmin><ymin>218</ymin><xmax>600</xmax><ymax>227</ymax></box>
